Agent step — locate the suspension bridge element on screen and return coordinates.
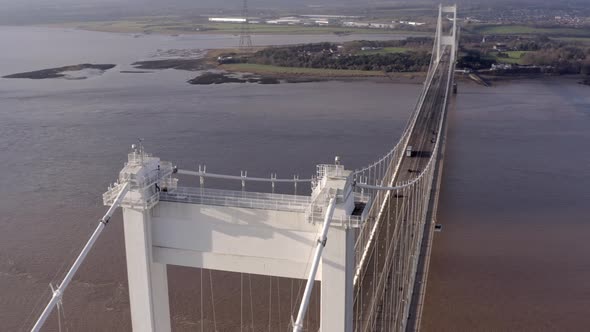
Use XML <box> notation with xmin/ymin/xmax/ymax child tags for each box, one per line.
<box><xmin>29</xmin><ymin>4</ymin><xmax>458</xmax><ymax>332</ymax></box>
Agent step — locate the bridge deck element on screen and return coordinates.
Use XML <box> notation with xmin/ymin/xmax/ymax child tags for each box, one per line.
<box><xmin>405</xmin><ymin>86</ymin><xmax>453</xmax><ymax>332</ymax></box>
<box><xmin>354</xmin><ymin>49</ymin><xmax>452</xmax><ymax>332</ymax></box>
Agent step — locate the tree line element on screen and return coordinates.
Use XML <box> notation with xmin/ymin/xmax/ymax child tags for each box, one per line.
<box><xmin>245</xmin><ymin>41</ymin><xmax>432</xmax><ymax>72</ymax></box>
<box><xmin>458</xmin><ymin>35</ymin><xmax>590</xmax><ymax>75</ymax></box>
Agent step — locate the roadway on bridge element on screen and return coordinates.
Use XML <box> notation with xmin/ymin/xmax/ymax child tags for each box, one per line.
<box><xmin>354</xmin><ymin>48</ymin><xmax>452</xmax><ymax>332</ymax></box>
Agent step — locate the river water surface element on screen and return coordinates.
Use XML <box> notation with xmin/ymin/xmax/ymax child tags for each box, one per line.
<box><xmin>0</xmin><ymin>27</ymin><xmax>589</xmax><ymax>331</ymax></box>
<box><xmin>422</xmin><ymin>78</ymin><xmax>590</xmax><ymax>332</ymax></box>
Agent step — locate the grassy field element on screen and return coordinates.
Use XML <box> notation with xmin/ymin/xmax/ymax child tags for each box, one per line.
<box><xmin>551</xmin><ymin>37</ymin><xmax>590</xmax><ymax>45</ymax></box>
<box><xmin>204</xmin><ymin>23</ymin><xmax>416</xmax><ymax>35</ymax></box>
<box><xmin>220</xmin><ymin>63</ymin><xmax>387</xmax><ymax>77</ymax></box>
<box><xmin>359</xmin><ymin>47</ymin><xmax>410</xmax><ymax>55</ymax></box>
<box><xmin>470</xmin><ymin>25</ymin><xmax>590</xmax><ymax>37</ymax></box>
<box><xmin>49</xmin><ymin>19</ymin><xmax>429</xmax><ymax>36</ymax></box>
<box><xmin>491</xmin><ymin>50</ymin><xmax>531</xmax><ymax>64</ymax></box>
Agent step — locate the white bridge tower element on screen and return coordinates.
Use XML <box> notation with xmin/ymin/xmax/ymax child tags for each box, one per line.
<box><xmin>102</xmin><ymin>148</ymin><xmax>368</xmax><ymax>331</ymax></box>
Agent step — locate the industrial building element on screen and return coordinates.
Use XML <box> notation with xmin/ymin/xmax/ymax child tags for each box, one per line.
<box><xmin>208</xmin><ymin>17</ymin><xmax>247</xmax><ymax>23</ymax></box>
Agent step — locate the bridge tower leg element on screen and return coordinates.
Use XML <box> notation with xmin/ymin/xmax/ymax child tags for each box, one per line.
<box><xmin>110</xmin><ymin>148</ymin><xmax>175</xmax><ymax>332</ymax></box>
<box><xmin>308</xmin><ymin>164</ymin><xmax>356</xmax><ymax>332</ymax></box>
<box><xmin>123</xmin><ymin>208</ymin><xmax>172</xmax><ymax>332</ymax></box>
<box><xmin>321</xmin><ymin>225</ymin><xmax>354</xmax><ymax>332</ymax></box>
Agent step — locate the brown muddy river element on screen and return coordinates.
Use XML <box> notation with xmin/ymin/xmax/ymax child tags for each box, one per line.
<box><xmin>422</xmin><ymin>78</ymin><xmax>590</xmax><ymax>332</ymax></box>
<box><xmin>1</xmin><ymin>27</ymin><xmax>589</xmax><ymax>331</ymax></box>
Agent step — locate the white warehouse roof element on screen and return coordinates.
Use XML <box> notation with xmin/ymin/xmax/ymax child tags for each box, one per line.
<box><xmin>209</xmin><ymin>17</ymin><xmax>247</xmax><ymax>23</ymax></box>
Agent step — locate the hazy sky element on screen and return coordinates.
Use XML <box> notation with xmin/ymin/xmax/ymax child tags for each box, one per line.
<box><xmin>0</xmin><ymin>0</ymin><xmax>428</xmax><ymax>9</ymax></box>
<box><xmin>0</xmin><ymin>0</ymin><xmax>303</xmax><ymax>7</ymax></box>
<box><xmin>1</xmin><ymin>0</ymin><xmax>583</xmax><ymax>9</ymax></box>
